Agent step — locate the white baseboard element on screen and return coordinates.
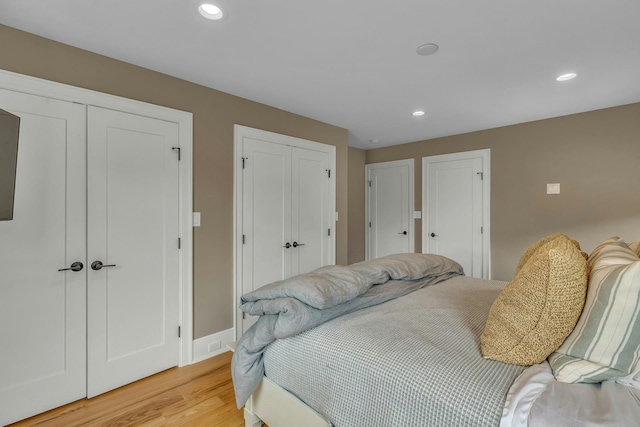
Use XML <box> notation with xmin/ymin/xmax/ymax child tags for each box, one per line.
<box><xmin>192</xmin><ymin>328</ymin><xmax>235</xmax><ymax>364</ymax></box>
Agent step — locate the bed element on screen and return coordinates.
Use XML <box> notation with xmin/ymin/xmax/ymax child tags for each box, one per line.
<box><xmin>232</xmin><ymin>234</ymin><xmax>640</xmax><ymax>426</ymax></box>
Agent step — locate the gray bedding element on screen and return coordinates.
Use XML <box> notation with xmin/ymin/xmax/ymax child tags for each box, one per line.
<box><xmin>231</xmin><ymin>253</ymin><xmax>465</xmax><ymax>408</ymax></box>
<box><xmin>263</xmin><ymin>276</ymin><xmax>526</xmax><ymax>427</ymax></box>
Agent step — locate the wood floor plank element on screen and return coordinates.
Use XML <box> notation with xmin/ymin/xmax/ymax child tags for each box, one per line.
<box><xmin>9</xmin><ymin>352</ymin><xmax>245</xmax><ymax>427</ymax></box>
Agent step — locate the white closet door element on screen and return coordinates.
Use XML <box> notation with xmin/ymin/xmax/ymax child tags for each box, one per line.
<box><xmin>291</xmin><ymin>147</ymin><xmax>331</xmax><ymax>276</ymax></box>
<box><xmin>366</xmin><ymin>160</ymin><xmax>414</xmax><ymax>259</ymax></box>
<box><xmin>425</xmin><ymin>157</ymin><xmax>484</xmax><ymax>277</ymax></box>
<box><xmin>87</xmin><ymin>106</ymin><xmax>180</xmax><ymax>397</ymax></box>
<box><xmin>0</xmin><ymin>90</ymin><xmax>86</xmax><ymax>426</ymax></box>
<box><xmin>241</xmin><ymin>138</ymin><xmax>292</xmax><ymax>333</ymax></box>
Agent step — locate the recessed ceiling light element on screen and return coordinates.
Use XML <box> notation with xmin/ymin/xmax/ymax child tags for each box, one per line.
<box><xmin>556</xmin><ymin>73</ymin><xmax>577</xmax><ymax>82</ymax></box>
<box><xmin>416</xmin><ymin>43</ymin><xmax>439</xmax><ymax>56</ymax></box>
<box><xmin>370</xmin><ymin>139</ymin><xmax>381</xmax><ymax>144</ymax></box>
<box><xmin>199</xmin><ymin>3</ymin><xmax>225</xmax><ymax>20</ymax></box>
<box><xmin>412</xmin><ymin>110</ymin><xmax>426</xmax><ymax>117</ymax></box>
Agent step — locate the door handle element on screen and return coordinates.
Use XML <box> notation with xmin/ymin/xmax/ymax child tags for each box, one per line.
<box><xmin>292</xmin><ymin>242</ymin><xmax>305</xmax><ymax>247</ymax></box>
<box><xmin>283</xmin><ymin>242</ymin><xmax>291</xmax><ymax>249</ymax></box>
<box><xmin>398</xmin><ymin>231</ymin><xmax>407</xmax><ymax>235</ymax></box>
<box><xmin>58</xmin><ymin>261</ymin><xmax>84</xmax><ymax>272</ymax></box>
<box><xmin>91</xmin><ymin>261</ymin><xmax>117</xmax><ymax>271</ymax></box>
<box><xmin>430</xmin><ymin>233</ymin><xmax>438</xmax><ymax>238</ymax></box>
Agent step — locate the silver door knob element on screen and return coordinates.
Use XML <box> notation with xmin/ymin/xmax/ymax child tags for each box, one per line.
<box><xmin>91</xmin><ymin>261</ymin><xmax>117</xmax><ymax>271</ymax></box>
<box><xmin>292</xmin><ymin>242</ymin><xmax>305</xmax><ymax>247</ymax></box>
<box><xmin>58</xmin><ymin>261</ymin><xmax>84</xmax><ymax>272</ymax></box>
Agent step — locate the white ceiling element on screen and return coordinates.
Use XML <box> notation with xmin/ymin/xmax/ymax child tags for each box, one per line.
<box><xmin>1</xmin><ymin>0</ymin><xmax>639</xmax><ymax>149</ymax></box>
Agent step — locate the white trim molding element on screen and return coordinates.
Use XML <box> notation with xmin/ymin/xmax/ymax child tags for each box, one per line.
<box><xmin>0</xmin><ymin>68</ymin><xmax>194</xmax><ymax>366</ymax></box>
<box><xmin>192</xmin><ymin>328</ymin><xmax>235</xmax><ymax>364</ymax></box>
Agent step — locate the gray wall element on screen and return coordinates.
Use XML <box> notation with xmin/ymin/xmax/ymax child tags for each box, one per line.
<box><xmin>0</xmin><ymin>24</ymin><xmax>349</xmax><ymax>339</ymax></box>
<box><xmin>365</xmin><ymin>103</ymin><xmax>640</xmax><ymax>281</ymax></box>
<box><xmin>0</xmin><ymin>111</ymin><xmax>20</xmax><ymax>220</ymax></box>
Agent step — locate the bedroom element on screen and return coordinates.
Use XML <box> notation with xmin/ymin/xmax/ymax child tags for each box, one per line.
<box><xmin>0</xmin><ymin>1</ymin><xmax>639</xmax><ymax>425</ymax></box>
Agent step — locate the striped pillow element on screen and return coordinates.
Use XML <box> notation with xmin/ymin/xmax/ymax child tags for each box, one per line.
<box><xmin>549</xmin><ymin>239</ymin><xmax>640</xmax><ymax>383</ymax></box>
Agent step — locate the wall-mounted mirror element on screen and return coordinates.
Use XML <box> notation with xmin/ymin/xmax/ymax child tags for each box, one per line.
<box><xmin>0</xmin><ymin>108</ymin><xmax>20</xmax><ymax>221</ymax></box>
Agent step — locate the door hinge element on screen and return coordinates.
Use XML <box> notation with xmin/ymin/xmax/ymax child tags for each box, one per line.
<box><xmin>477</xmin><ymin>172</ymin><xmax>483</xmax><ymax>180</ymax></box>
<box><xmin>242</xmin><ymin>157</ymin><xmax>248</xmax><ymax>169</ymax></box>
<box><xmin>326</xmin><ymin>169</ymin><xmax>331</xmax><ymax>178</ymax></box>
<box><xmin>242</xmin><ymin>312</ymin><xmax>246</xmax><ymax>320</ymax></box>
<box><xmin>328</xmin><ymin>228</ymin><xmax>331</xmax><ymax>236</ymax></box>
<box><xmin>178</xmin><ymin>326</ymin><xmax>181</xmax><ymax>338</ymax></box>
<box><xmin>368</xmin><ymin>180</ymin><xmax>372</xmax><ymax>187</ymax></box>
<box><xmin>178</xmin><ymin>237</ymin><xmax>181</xmax><ymax>249</ymax></box>
<box><xmin>481</xmin><ymin>226</ymin><xmax>484</xmax><ymax>234</ymax></box>
<box><xmin>369</xmin><ymin>222</ymin><xmax>372</xmax><ymax>228</ymax></box>
<box><xmin>172</xmin><ymin>147</ymin><xmax>181</xmax><ymax>161</ymax></box>
<box><xmin>242</xmin><ymin>234</ymin><xmax>246</xmax><ymax>244</ymax></box>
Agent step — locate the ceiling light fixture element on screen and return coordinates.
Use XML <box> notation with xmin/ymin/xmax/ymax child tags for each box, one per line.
<box><xmin>556</xmin><ymin>72</ymin><xmax>577</xmax><ymax>82</ymax></box>
<box><xmin>416</xmin><ymin>43</ymin><xmax>439</xmax><ymax>56</ymax></box>
<box><xmin>199</xmin><ymin>3</ymin><xmax>225</xmax><ymax>20</ymax></box>
<box><xmin>412</xmin><ymin>110</ymin><xmax>426</xmax><ymax>117</ymax></box>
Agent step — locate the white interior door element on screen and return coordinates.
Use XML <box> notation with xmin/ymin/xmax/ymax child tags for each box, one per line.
<box><xmin>241</xmin><ymin>138</ymin><xmax>292</xmax><ymax>333</ymax></box>
<box><xmin>236</xmin><ymin>126</ymin><xmax>335</xmax><ymax>337</ymax></box>
<box><xmin>366</xmin><ymin>159</ymin><xmax>414</xmax><ymax>259</ymax></box>
<box><xmin>423</xmin><ymin>150</ymin><xmax>490</xmax><ymax>278</ymax></box>
<box><xmin>291</xmin><ymin>147</ymin><xmax>331</xmax><ymax>276</ymax></box>
<box><xmin>0</xmin><ymin>90</ymin><xmax>87</xmax><ymax>426</ymax></box>
<box><xmin>87</xmin><ymin>106</ymin><xmax>180</xmax><ymax>397</ymax></box>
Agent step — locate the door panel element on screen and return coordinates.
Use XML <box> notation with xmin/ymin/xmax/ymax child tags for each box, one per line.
<box><xmin>367</xmin><ymin>160</ymin><xmax>413</xmax><ymax>259</ymax></box>
<box><xmin>425</xmin><ymin>156</ymin><xmax>484</xmax><ymax>277</ymax></box>
<box><xmin>239</xmin><ymin>137</ymin><xmax>332</xmax><ymax>334</ymax></box>
<box><xmin>0</xmin><ymin>89</ymin><xmax>86</xmax><ymax>426</ymax></box>
<box><xmin>291</xmin><ymin>147</ymin><xmax>330</xmax><ymax>276</ymax></box>
<box><xmin>241</xmin><ymin>138</ymin><xmax>292</xmax><ymax>333</ymax></box>
<box><xmin>87</xmin><ymin>106</ymin><xmax>180</xmax><ymax>397</ymax></box>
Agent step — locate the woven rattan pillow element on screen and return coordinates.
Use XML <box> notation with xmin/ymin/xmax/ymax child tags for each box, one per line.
<box><xmin>481</xmin><ymin>234</ymin><xmax>588</xmax><ymax>365</ymax></box>
<box><xmin>515</xmin><ymin>233</ymin><xmax>581</xmax><ymax>274</ymax></box>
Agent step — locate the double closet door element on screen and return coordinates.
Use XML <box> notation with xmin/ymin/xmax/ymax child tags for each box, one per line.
<box><xmin>0</xmin><ymin>89</ymin><xmax>180</xmax><ymax>425</ymax></box>
<box><xmin>238</xmin><ymin>127</ymin><xmax>335</xmax><ymax>334</ymax></box>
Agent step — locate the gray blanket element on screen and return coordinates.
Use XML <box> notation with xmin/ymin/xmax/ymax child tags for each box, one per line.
<box><xmin>231</xmin><ymin>253</ymin><xmax>464</xmax><ymax>407</ymax></box>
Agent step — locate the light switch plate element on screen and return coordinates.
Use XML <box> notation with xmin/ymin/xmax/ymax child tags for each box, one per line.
<box><xmin>193</xmin><ymin>212</ymin><xmax>201</xmax><ymax>227</ymax></box>
<box><xmin>413</xmin><ymin>211</ymin><xmax>422</xmax><ymax>219</ymax></box>
<box><xmin>546</xmin><ymin>183</ymin><xmax>560</xmax><ymax>194</ymax></box>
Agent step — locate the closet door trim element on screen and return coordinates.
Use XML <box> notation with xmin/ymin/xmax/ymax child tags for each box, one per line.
<box><xmin>0</xmin><ymin>69</ymin><xmax>194</xmax><ymax>366</ymax></box>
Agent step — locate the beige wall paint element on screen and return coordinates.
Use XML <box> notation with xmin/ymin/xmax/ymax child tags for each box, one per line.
<box><xmin>347</xmin><ymin>147</ymin><xmax>366</xmax><ymax>264</ymax></box>
<box><xmin>0</xmin><ymin>24</ymin><xmax>349</xmax><ymax>339</ymax></box>
<box><xmin>366</xmin><ymin>103</ymin><xmax>640</xmax><ymax>281</ymax></box>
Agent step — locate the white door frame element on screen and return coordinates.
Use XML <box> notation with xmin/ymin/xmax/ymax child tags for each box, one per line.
<box><xmin>0</xmin><ymin>69</ymin><xmax>194</xmax><ymax>366</ymax></box>
<box><xmin>422</xmin><ymin>149</ymin><xmax>491</xmax><ymax>279</ymax></box>
<box><xmin>365</xmin><ymin>159</ymin><xmax>415</xmax><ymax>260</ymax></box>
<box><xmin>233</xmin><ymin>125</ymin><xmax>336</xmax><ymax>340</ymax></box>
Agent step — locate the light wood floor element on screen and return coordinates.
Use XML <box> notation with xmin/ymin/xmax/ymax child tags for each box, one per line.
<box><xmin>9</xmin><ymin>351</ymin><xmax>246</xmax><ymax>427</ymax></box>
